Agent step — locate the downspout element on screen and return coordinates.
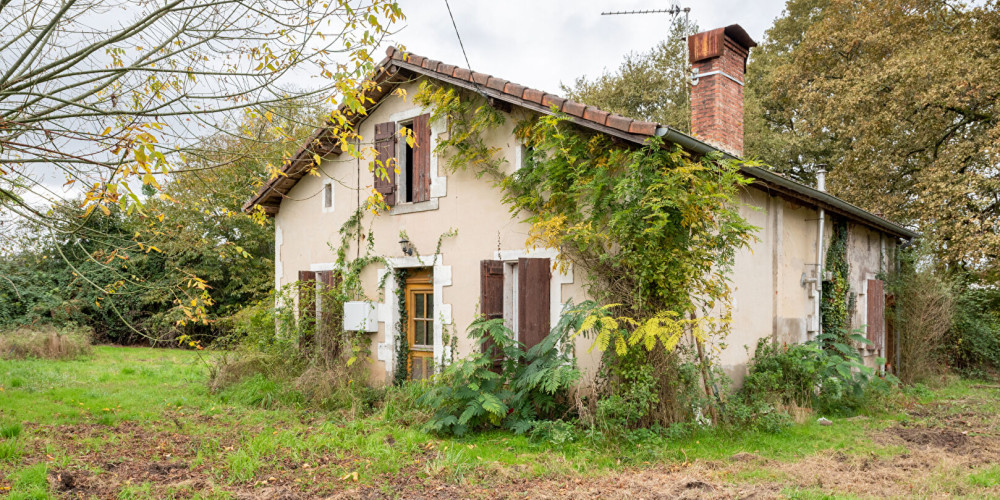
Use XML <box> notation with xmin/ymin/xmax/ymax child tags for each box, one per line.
<box><xmin>814</xmin><ymin>169</ymin><xmax>827</xmax><ymax>340</ymax></box>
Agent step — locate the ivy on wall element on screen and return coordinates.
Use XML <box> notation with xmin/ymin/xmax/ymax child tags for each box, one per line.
<box><xmin>392</xmin><ymin>267</ymin><xmax>410</xmax><ymax>386</ymax></box>
<box><xmin>821</xmin><ymin>219</ymin><xmax>854</xmax><ymax>343</ymax></box>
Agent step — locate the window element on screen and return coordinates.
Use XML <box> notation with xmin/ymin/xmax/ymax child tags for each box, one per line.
<box><xmin>399</xmin><ymin>119</ymin><xmax>415</xmax><ymax>203</ymax></box>
<box><xmin>373</xmin><ymin>113</ymin><xmax>432</xmax><ymax>207</ymax></box>
<box><xmin>322</xmin><ymin>181</ymin><xmax>334</xmax><ymax>212</ymax></box>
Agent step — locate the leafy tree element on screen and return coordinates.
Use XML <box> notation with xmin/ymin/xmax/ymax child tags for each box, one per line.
<box><xmin>743</xmin><ymin>0</ymin><xmax>833</xmax><ymax>183</ymax></box>
<box><xmin>0</xmin><ymin>101</ymin><xmax>325</xmax><ymax>342</ymax></box>
<box><xmin>561</xmin><ymin>16</ymin><xmax>698</xmax><ymax>132</ymax></box>
<box><xmin>747</xmin><ymin>0</ymin><xmax>1000</xmax><ymax>280</ymax></box>
<box><xmin>0</xmin><ymin>0</ymin><xmax>403</xmax><ymax>327</ymax></box>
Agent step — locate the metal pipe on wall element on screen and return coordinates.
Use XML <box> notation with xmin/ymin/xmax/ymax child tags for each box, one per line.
<box><xmin>814</xmin><ymin>169</ymin><xmax>827</xmax><ymax>340</ymax></box>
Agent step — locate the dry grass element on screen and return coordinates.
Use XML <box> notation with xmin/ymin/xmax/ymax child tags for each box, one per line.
<box><xmin>895</xmin><ymin>270</ymin><xmax>954</xmax><ymax>384</ymax></box>
<box><xmin>0</xmin><ymin>324</ymin><xmax>92</xmax><ymax>360</ymax></box>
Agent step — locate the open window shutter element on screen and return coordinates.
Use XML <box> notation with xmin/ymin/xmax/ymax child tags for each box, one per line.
<box><xmin>480</xmin><ymin>260</ymin><xmax>505</xmax><ymax>371</ymax></box>
<box><xmin>518</xmin><ymin>258</ymin><xmax>551</xmax><ymax>350</ymax></box>
<box><xmin>867</xmin><ymin>279</ymin><xmax>885</xmax><ymax>351</ymax></box>
<box><xmin>373</xmin><ymin>121</ymin><xmax>397</xmax><ymax>206</ymax></box>
<box><xmin>316</xmin><ymin>271</ymin><xmax>342</xmax><ymax>359</ymax></box>
<box><xmin>298</xmin><ymin>270</ymin><xmax>317</xmax><ymax>349</ymax></box>
<box><xmin>412</xmin><ymin>113</ymin><xmax>432</xmax><ymax>202</ymax></box>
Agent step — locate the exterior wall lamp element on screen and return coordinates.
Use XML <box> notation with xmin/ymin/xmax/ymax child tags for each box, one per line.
<box><xmin>399</xmin><ymin>237</ymin><xmax>416</xmax><ymax>256</ymax></box>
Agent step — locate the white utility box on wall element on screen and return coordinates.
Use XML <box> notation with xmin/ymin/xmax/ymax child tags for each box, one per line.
<box><xmin>343</xmin><ymin>301</ymin><xmax>378</xmax><ymax>332</ymax></box>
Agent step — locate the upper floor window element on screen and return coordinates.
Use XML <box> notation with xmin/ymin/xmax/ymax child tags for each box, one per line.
<box><xmin>373</xmin><ymin>113</ymin><xmax>432</xmax><ymax>207</ymax></box>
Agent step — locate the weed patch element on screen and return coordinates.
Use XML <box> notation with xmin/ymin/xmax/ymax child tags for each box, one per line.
<box><xmin>0</xmin><ymin>325</ymin><xmax>92</xmax><ymax>360</ymax></box>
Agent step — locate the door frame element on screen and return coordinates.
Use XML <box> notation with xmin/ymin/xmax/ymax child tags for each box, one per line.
<box><xmin>405</xmin><ymin>269</ymin><xmax>434</xmax><ymax>380</ymax></box>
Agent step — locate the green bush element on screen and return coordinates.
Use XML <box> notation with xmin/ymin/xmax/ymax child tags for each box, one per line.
<box><xmin>739</xmin><ymin>332</ymin><xmax>897</xmax><ymax>418</ymax></box>
<box><xmin>419</xmin><ymin>312</ymin><xmax>581</xmax><ymax>436</ymax></box>
<box><xmin>949</xmin><ymin>283</ymin><xmax>1000</xmax><ymax>377</ymax></box>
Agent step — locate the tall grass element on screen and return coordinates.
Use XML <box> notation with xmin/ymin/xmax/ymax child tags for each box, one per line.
<box><xmin>0</xmin><ymin>324</ymin><xmax>92</xmax><ymax>360</ymax></box>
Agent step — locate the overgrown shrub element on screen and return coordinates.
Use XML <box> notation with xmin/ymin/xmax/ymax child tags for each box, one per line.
<box><xmin>739</xmin><ymin>332</ymin><xmax>897</xmax><ymax>419</ymax></box>
<box><xmin>209</xmin><ymin>286</ymin><xmax>378</xmax><ymax>414</ymax></box>
<box><xmin>0</xmin><ymin>324</ymin><xmax>92</xmax><ymax>360</ymax></box>
<box><xmin>886</xmin><ymin>268</ymin><xmax>953</xmax><ymax>383</ymax></box>
<box><xmin>419</xmin><ymin>313</ymin><xmax>581</xmax><ymax>436</ymax></box>
<box><xmin>590</xmin><ymin>346</ymin><xmax>705</xmax><ymax>434</ymax></box>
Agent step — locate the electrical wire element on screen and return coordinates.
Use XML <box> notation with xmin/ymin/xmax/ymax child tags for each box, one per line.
<box><xmin>442</xmin><ymin>0</ymin><xmax>473</xmax><ymax>72</ymax></box>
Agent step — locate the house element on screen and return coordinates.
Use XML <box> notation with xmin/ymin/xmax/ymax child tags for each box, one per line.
<box><xmin>244</xmin><ymin>24</ymin><xmax>918</xmax><ymax>386</ymax></box>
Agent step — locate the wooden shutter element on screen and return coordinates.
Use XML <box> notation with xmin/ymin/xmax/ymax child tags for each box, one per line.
<box><xmin>412</xmin><ymin>113</ymin><xmax>432</xmax><ymax>202</ymax></box>
<box><xmin>480</xmin><ymin>260</ymin><xmax>505</xmax><ymax>371</ymax></box>
<box><xmin>373</xmin><ymin>121</ymin><xmax>397</xmax><ymax>206</ymax></box>
<box><xmin>518</xmin><ymin>258</ymin><xmax>551</xmax><ymax>350</ymax></box>
<box><xmin>867</xmin><ymin>279</ymin><xmax>885</xmax><ymax>351</ymax></box>
<box><xmin>298</xmin><ymin>270</ymin><xmax>317</xmax><ymax>349</ymax></box>
<box><xmin>316</xmin><ymin>271</ymin><xmax>342</xmax><ymax>360</ymax></box>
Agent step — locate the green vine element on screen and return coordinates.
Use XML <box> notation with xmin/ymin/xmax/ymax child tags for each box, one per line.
<box><xmin>412</xmin><ymin>81</ymin><xmax>507</xmax><ymax>180</ymax></box>
<box><xmin>821</xmin><ymin>219</ymin><xmax>854</xmax><ymax>344</ymax></box>
<box><xmin>392</xmin><ymin>268</ymin><xmax>410</xmax><ymax>386</ymax></box>
<box><xmin>319</xmin><ymin>207</ymin><xmax>389</xmax><ymax>368</ymax></box>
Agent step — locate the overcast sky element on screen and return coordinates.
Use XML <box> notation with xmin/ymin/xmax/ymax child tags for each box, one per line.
<box><xmin>389</xmin><ymin>0</ymin><xmax>787</xmax><ymax>94</ymax></box>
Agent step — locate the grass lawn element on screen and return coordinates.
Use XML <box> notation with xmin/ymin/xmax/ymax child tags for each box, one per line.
<box><xmin>1</xmin><ymin>346</ymin><xmax>999</xmax><ymax>498</ymax></box>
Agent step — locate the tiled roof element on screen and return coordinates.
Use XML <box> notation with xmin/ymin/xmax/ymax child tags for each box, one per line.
<box><xmin>241</xmin><ymin>46</ymin><xmax>918</xmax><ymax>240</ymax></box>
<box><xmin>243</xmin><ymin>46</ymin><xmax>664</xmax><ymax>214</ymax></box>
<box><xmin>385</xmin><ymin>46</ymin><xmax>660</xmax><ymax>137</ymax></box>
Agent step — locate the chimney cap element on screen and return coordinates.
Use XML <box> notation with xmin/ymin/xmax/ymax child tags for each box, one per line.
<box><xmin>688</xmin><ymin>24</ymin><xmax>757</xmax><ymax>64</ymax></box>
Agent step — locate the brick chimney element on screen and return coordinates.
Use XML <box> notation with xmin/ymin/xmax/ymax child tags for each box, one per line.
<box><xmin>688</xmin><ymin>25</ymin><xmax>756</xmax><ymax>157</ymax></box>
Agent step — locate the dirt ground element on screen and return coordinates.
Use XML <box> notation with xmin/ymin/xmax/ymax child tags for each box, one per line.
<box><xmin>35</xmin><ymin>390</ymin><xmax>1000</xmax><ymax>499</ymax></box>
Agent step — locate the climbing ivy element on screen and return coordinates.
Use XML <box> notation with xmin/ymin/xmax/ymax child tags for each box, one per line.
<box><xmin>392</xmin><ymin>267</ymin><xmax>410</xmax><ymax>387</ymax></box>
<box><xmin>821</xmin><ymin>219</ymin><xmax>854</xmax><ymax>344</ymax></box>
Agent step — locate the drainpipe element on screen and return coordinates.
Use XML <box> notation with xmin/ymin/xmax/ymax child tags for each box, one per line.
<box><xmin>814</xmin><ymin>168</ymin><xmax>827</xmax><ymax>340</ymax></box>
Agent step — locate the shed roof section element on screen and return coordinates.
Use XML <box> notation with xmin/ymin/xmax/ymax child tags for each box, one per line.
<box><xmin>244</xmin><ymin>46</ymin><xmax>918</xmax><ymax>240</ymax></box>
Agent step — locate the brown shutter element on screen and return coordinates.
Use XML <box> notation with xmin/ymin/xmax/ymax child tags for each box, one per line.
<box><xmin>480</xmin><ymin>260</ymin><xmax>505</xmax><ymax>371</ymax></box>
<box><xmin>518</xmin><ymin>258</ymin><xmax>551</xmax><ymax>350</ymax></box>
<box><xmin>867</xmin><ymin>279</ymin><xmax>885</xmax><ymax>351</ymax></box>
<box><xmin>298</xmin><ymin>270</ymin><xmax>317</xmax><ymax>350</ymax></box>
<box><xmin>373</xmin><ymin>121</ymin><xmax>397</xmax><ymax>206</ymax></box>
<box><xmin>316</xmin><ymin>271</ymin><xmax>342</xmax><ymax>359</ymax></box>
<box><xmin>412</xmin><ymin>113</ymin><xmax>432</xmax><ymax>202</ymax></box>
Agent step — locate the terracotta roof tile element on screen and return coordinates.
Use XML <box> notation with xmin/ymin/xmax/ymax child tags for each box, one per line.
<box><xmin>562</xmin><ymin>100</ymin><xmax>586</xmax><ymax>117</ymax></box>
<box><xmin>422</xmin><ymin>59</ymin><xmax>441</xmax><ymax>71</ymax></box>
<box><xmin>583</xmin><ymin>107</ymin><xmax>610</xmax><ymax>125</ymax></box>
<box><xmin>437</xmin><ymin>63</ymin><xmax>457</xmax><ymax>76</ymax></box>
<box><xmin>453</xmin><ymin>67</ymin><xmax>472</xmax><ymax>81</ymax></box>
<box><xmin>486</xmin><ymin>77</ymin><xmax>508</xmax><ymax>92</ymax></box>
<box><xmin>606</xmin><ymin>114</ymin><xmax>633</xmax><ymax>133</ymax></box>
<box><xmin>523</xmin><ymin>88</ymin><xmax>545</xmax><ymax>104</ymax></box>
<box><xmin>470</xmin><ymin>71</ymin><xmax>489</xmax><ymax>86</ymax></box>
<box><xmin>503</xmin><ymin>82</ymin><xmax>526</xmax><ymax>97</ymax></box>
<box><xmin>541</xmin><ymin>94</ymin><xmax>566</xmax><ymax>110</ymax></box>
<box><xmin>408</xmin><ymin>54</ymin><xmax>426</xmax><ymax>67</ymax></box>
<box><xmin>629</xmin><ymin>121</ymin><xmax>658</xmax><ymax>136</ymax></box>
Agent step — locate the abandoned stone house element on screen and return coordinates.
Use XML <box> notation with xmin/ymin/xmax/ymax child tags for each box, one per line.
<box><xmin>244</xmin><ymin>24</ymin><xmax>918</xmax><ymax>386</ymax></box>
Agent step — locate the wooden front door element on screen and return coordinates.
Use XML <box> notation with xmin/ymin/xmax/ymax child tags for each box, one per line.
<box><xmin>405</xmin><ymin>270</ymin><xmax>434</xmax><ymax>380</ymax></box>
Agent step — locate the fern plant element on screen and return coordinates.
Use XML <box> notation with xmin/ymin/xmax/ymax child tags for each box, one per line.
<box><xmin>419</xmin><ymin>306</ymin><xmax>582</xmax><ymax>436</ymax></box>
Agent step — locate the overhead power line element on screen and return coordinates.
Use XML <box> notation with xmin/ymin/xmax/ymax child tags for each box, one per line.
<box><xmin>442</xmin><ymin>0</ymin><xmax>473</xmax><ymax>72</ymax></box>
